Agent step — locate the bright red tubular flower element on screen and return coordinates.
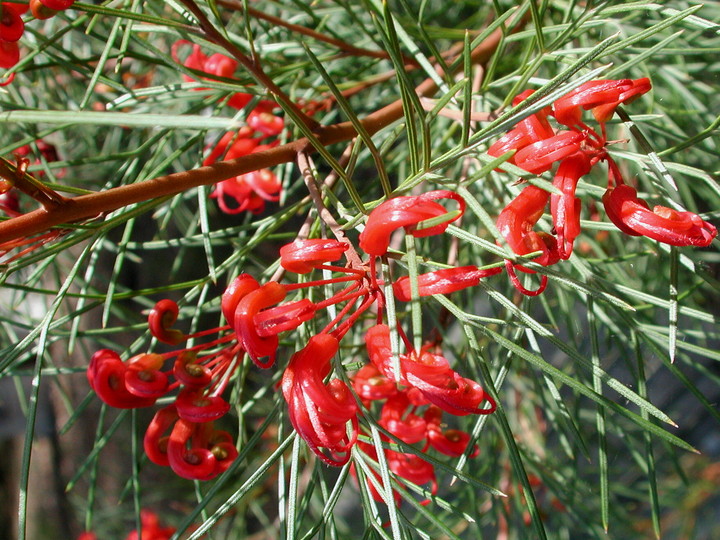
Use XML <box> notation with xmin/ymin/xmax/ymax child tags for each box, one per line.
<box><xmin>211</xmin><ymin>168</ymin><xmax>281</xmax><ymax>215</ymax></box>
<box><xmin>173</xmin><ymin>351</ymin><xmax>213</xmax><ymax>388</ymax></box>
<box><xmin>174</xmin><ymin>389</ymin><xmax>231</xmax><ymax>423</ymax></box>
<box><xmin>359</xmin><ymin>190</ymin><xmax>465</xmax><ymax>256</ymax></box>
<box><xmin>496</xmin><ymin>184</ymin><xmax>560</xmax><ymax>269</ymax></box>
<box><xmin>148</xmin><ymin>299</ymin><xmax>186</xmax><ymax>345</ymax></box>
<box><xmin>552</xmin><ymin>79</ymin><xmax>633</xmax><ymax>128</ymax></box>
<box><xmin>402</xmin><ymin>354</ymin><xmax>495</xmax><ymax>416</ymax></box>
<box><xmin>424</xmin><ymin>406</ymin><xmax>478</xmax><ymax>457</ymax></box>
<box><xmin>124</xmin><ymin>353</ymin><xmax>169</xmax><ymax>399</ymax></box>
<box><xmin>392</xmin><ymin>265</ymin><xmax>502</xmax><ymax>301</ymax></box>
<box><xmin>253</xmin><ymin>299</ymin><xmax>316</xmax><ymax>337</ymax></box>
<box><xmin>281</xmin><ymin>333</ymin><xmax>359</xmax><ymax>466</ymax></box>
<box><xmin>167</xmin><ymin>419</ymin><xmax>225</xmax><ymax>481</ymax></box>
<box><xmin>602</xmin><ymin>183</ymin><xmax>717</xmax><ymax>247</ymax></box>
<box><xmin>279</xmin><ymin>239</ymin><xmax>349</xmax><ymax>274</ymax></box>
<box><xmin>365</xmin><ymin>325</ymin><xmax>495</xmax><ymax>416</ymax></box>
<box><xmin>513</xmin><ymin>131</ymin><xmax>583</xmax><ymax>174</ymax></box>
<box><xmin>221</xmin><ymin>273</ymin><xmax>260</xmax><ymax>324</ymax></box>
<box><xmin>0</xmin><ymin>4</ymin><xmax>24</xmax><ymax>42</ymax></box>
<box><xmin>387</xmin><ymin>449</ymin><xmax>437</xmax><ymax>501</ymax></box>
<box><xmin>203</xmin><ymin>128</ymin><xmax>259</xmax><ymax>166</ymax></box>
<box><xmin>231</xmin><ymin>281</ymin><xmax>287</xmax><ymax>368</ymax></box>
<box><xmin>592</xmin><ymin>77</ymin><xmax>651</xmax><ymax>124</ymax></box>
<box><xmin>550</xmin><ymin>153</ymin><xmax>593</xmax><ymax>259</ymax></box>
<box><xmin>379</xmin><ymin>393</ymin><xmax>427</xmax><ymax>445</ymax></box>
<box><xmin>87</xmin><ymin>350</ymin><xmax>158</xmax><ymax>409</ymax></box>
<box><xmin>144</xmin><ymin>405</ymin><xmax>179</xmax><ymax>466</ymax></box>
<box><xmin>353</xmin><ymin>364</ymin><xmax>397</xmax><ymax>402</ymax></box>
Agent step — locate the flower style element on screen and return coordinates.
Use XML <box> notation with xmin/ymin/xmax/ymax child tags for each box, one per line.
<box><xmin>281</xmin><ymin>333</ymin><xmax>359</xmax><ymax>466</ymax></box>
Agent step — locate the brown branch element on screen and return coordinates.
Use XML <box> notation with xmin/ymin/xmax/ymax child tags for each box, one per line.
<box><xmin>217</xmin><ymin>0</ymin><xmax>413</xmax><ymax>65</ymax></box>
<box><xmin>0</xmin><ymin>15</ymin><xmax>518</xmax><ymax>245</ymax></box>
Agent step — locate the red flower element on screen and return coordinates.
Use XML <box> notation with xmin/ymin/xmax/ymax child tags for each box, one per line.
<box><xmin>550</xmin><ymin>153</ymin><xmax>593</xmax><ymax>258</ymax></box>
<box><xmin>87</xmin><ymin>350</ymin><xmax>159</xmax><ymax>409</ymax></box>
<box><xmin>210</xmin><ymin>168</ymin><xmax>281</xmax><ymax>215</ymax></box>
<box><xmin>513</xmin><ymin>131</ymin><xmax>583</xmax><ymax>175</ymax></box>
<box><xmin>353</xmin><ymin>364</ymin><xmax>397</xmax><ymax>402</ymax></box>
<box><xmin>603</xmin><ymin>183</ymin><xmax>716</xmax><ymax>247</ymax></box>
<box><xmin>392</xmin><ymin>265</ymin><xmax>502</xmax><ymax>301</ymax></box>
<box><xmin>281</xmin><ymin>334</ymin><xmax>359</xmax><ymax>466</ymax></box>
<box><xmin>359</xmin><ymin>190</ymin><xmax>465</xmax><ymax>256</ymax></box>
<box><xmin>379</xmin><ymin>393</ymin><xmax>427</xmax><ymax>445</ymax></box>
<box><xmin>496</xmin><ymin>184</ymin><xmax>560</xmax><ymax>269</ymax></box>
<box><xmin>279</xmin><ymin>239</ymin><xmax>349</xmax><ymax>274</ymax></box>
<box><xmin>365</xmin><ymin>324</ymin><xmax>495</xmax><ymax>416</ymax></box>
<box><xmin>124</xmin><ymin>510</ymin><xmax>176</xmax><ymax>540</ymax></box>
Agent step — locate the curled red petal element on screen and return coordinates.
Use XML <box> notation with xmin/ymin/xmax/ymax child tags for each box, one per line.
<box><xmin>359</xmin><ymin>191</ymin><xmax>465</xmax><ymax>256</ymax></box>
<box><xmin>392</xmin><ymin>265</ymin><xmax>502</xmax><ymax>301</ymax></box>
<box><xmin>0</xmin><ymin>5</ymin><xmax>24</xmax><ymax>42</ymax></box>
<box><xmin>87</xmin><ymin>350</ymin><xmax>156</xmax><ymax>409</ymax></box>
<box><xmin>173</xmin><ymin>351</ymin><xmax>213</xmax><ymax>388</ymax></box>
<box><xmin>427</xmin><ymin>428</ymin><xmax>477</xmax><ymax>457</ymax></box>
<box><xmin>553</xmin><ymin>79</ymin><xmax>633</xmax><ymax>127</ymax></box>
<box><xmin>550</xmin><ymin>153</ymin><xmax>593</xmax><ymax>259</ymax></box>
<box><xmin>496</xmin><ymin>184</ymin><xmax>560</xmax><ymax>269</ymax></box>
<box><xmin>167</xmin><ymin>419</ymin><xmax>219</xmax><ymax>481</ymax></box>
<box><xmin>175</xmin><ymin>389</ymin><xmax>231</xmax><ymax>423</ymax></box>
<box><xmin>253</xmin><ymin>298</ymin><xmax>317</xmax><ymax>337</ymax></box>
<box><xmin>352</xmin><ymin>364</ymin><xmax>397</xmax><ymax>402</ymax></box>
<box><xmin>203</xmin><ymin>53</ymin><xmax>237</xmax><ymax>78</ymax></box>
<box><xmin>279</xmin><ymin>239</ymin><xmax>349</xmax><ymax>274</ymax></box>
<box><xmin>513</xmin><ymin>132</ymin><xmax>583</xmax><ymax>175</ymax></box>
<box><xmin>148</xmin><ymin>299</ymin><xmax>186</xmax><ymax>344</ymax></box>
<box><xmin>282</xmin><ymin>334</ymin><xmax>358</xmax><ymax>466</ymax></box>
<box><xmin>144</xmin><ymin>405</ymin><xmax>178</xmax><ymax>466</ymax></box>
<box><xmin>233</xmin><ymin>282</ymin><xmax>286</xmax><ymax>368</ymax></box>
<box><xmin>221</xmin><ymin>273</ymin><xmax>260</xmax><ymax>324</ymax></box>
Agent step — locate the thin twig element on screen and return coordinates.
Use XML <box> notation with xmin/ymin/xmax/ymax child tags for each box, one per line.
<box><xmin>0</xmin><ymin>16</ymin><xmax>521</xmax><ymax>245</ymax></box>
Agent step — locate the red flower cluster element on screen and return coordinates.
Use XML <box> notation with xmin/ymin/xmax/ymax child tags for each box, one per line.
<box><xmin>87</xmin><ymin>189</ymin><xmax>499</xmax><ymax>482</ymax></box>
<box><xmin>87</xmin><ymin>297</ymin><xmax>243</xmax><ymax>480</ymax></box>
<box><xmin>1</xmin><ymin>0</ymin><xmax>75</xmax><ymax>74</ymax></box>
<box><xmin>172</xmin><ymin>40</ymin><xmax>285</xmax><ymax>214</ymax></box>
<box><xmin>490</xmin><ymin>79</ymin><xmax>716</xmax><ymax>295</ymax></box>
<box><xmin>351</xmin><ymin>326</ymin><xmax>493</xmax><ymax>505</ymax></box>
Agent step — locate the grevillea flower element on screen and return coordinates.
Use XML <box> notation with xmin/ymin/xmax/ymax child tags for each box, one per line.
<box><xmin>211</xmin><ymin>168</ymin><xmax>282</xmax><ymax>214</ymax></box>
<box><xmin>167</xmin><ymin>418</ymin><xmax>237</xmax><ymax>481</ymax></box>
<box><xmin>87</xmin><ymin>350</ymin><xmax>159</xmax><ymax>409</ymax></box>
<box><xmin>513</xmin><ymin>131</ymin><xmax>584</xmax><ymax>175</ymax></box>
<box><xmin>365</xmin><ymin>324</ymin><xmax>495</xmax><ymax>416</ymax></box>
<box><xmin>392</xmin><ymin>265</ymin><xmax>502</xmax><ymax>301</ymax></box>
<box><xmin>281</xmin><ymin>333</ymin><xmax>358</xmax><ymax>466</ymax></box>
<box><xmin>359</xmin><ymin>190</ymin><xmax>465</xmax><ymax>256</ymax></box>
<box><xmin>496</xmin><ymin>185</ymin><xmax>560</xmax><ymax>270</ymax></box>
<box><xmin>550</xmin><ymin>152</ymin><xmax>593</xmax><ymax>259</ymax></box>
<box><xmin>379</xmin><ymin>392</ymin><xmax>427</xmax><ymax>445</ymax></box>
<box><xmin>602</xmin><ymin>181</ymin><xmax>717</xmax><ymax>247</ymax></box>
<box><xmin>148</xmin><ymin>299</ymin><xmax>186</xmax><ymax>345</ymax></box>
<box><xmin>353</xmin><ymin>363</ymin><xmax>397</xmax><ymax>403</ymax></box>
<box><xmin>280</xmin><ymin>239</ymin><xmax>349</xmax><ymax>274</ymax></box>
<box><xmin>424</xmin><ymin>406</ymin><xmax>479</xmax><ymax>457</ymax></box>
<box><xmin>0</xmin><ymin>4</ymin><xmax>24</xmax><ymax>42</ymax></box>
